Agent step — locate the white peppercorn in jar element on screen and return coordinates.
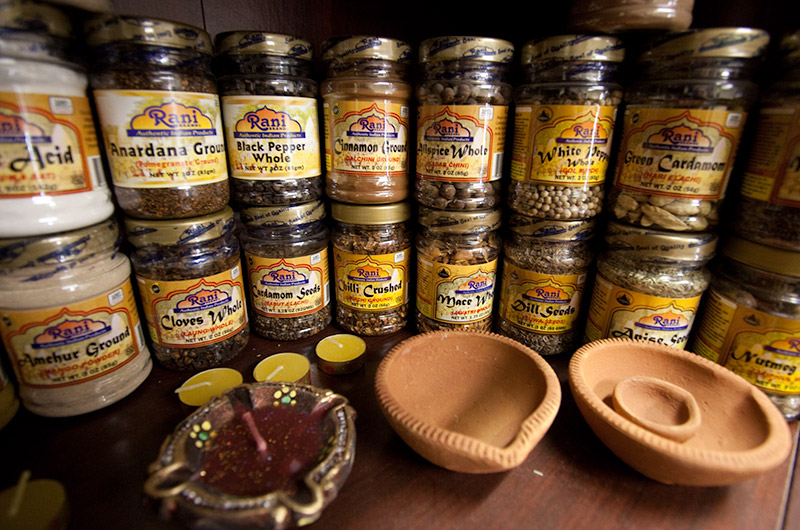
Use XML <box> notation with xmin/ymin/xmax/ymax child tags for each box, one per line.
<box><xmin>331</xmin><ymin>202</ymin><xmax>411</xmax><ymax>335</ymax></box>
<box><xmin>497</xmin><ymin>216</ymin><xmax>595</xmax><ymax>355</ymax></box>
<box><xmin>609</xmin><ymin>28</ymin><xmax>769</xmax><ymax>232</ymax></box>
<box><xmin>416</xmin><ymin>207</ymin><xmax>502</xmax><ymax>332</ymax></box>
<box><xmin>584</xmin><ymin>221</ymin><xmax>716</xmax><ymax>348</ymax></box>
<box><xmin>216</xmin><ymin>32</ymin><xmax>322</xmax><ymax>206</ymax></box>
<box><xmin>509</xmin><ymin>35</ymin><xmax>624</xmax><ymax>220</ymax></box>
<box><xmin>86</xmin><ymin>15</ymin><xmax>229</xmax><ymax>219</ymax></box>
<box><xmin>125</xmin><ymin>208</ymin><xmax>249</xmax><ymax>371</ymax></box>
<box><xmin>321</xmin><ymin>36</ymin><xmax>412</xmax><ymax>204</ymax></box>
<box><xmin>239</xmin><ymin>201</ymin><xmax>331</xmax><ymax>340</ymax></box>
<box><xmin>416</xmin><ymin>37</ymin><xmax>514</xmax><ymax>210</ymax></box>
<box><xmin>691</xmin><ymin>237</ymin><xmax>800</xmax><ymax>420</ymax></box>
<box><xmin>0</xmin><ymin>218</ymin><xmax>152</xmax><ymax>417</ymax></box>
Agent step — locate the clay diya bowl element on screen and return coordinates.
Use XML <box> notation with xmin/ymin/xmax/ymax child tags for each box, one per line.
<box><xmin>569</xmin><ymin>339</ymin><xmax>792</xmax><ymax>486</ymax></box>
<box><xmin>375</xmin><ymin>331</ymin><xmax>561</xmax><ymax>473</ymax></box>
<box><xmin>144</xmin><ymin>382</ymin><xmax>356</xmax><ymax>530</ymax></box>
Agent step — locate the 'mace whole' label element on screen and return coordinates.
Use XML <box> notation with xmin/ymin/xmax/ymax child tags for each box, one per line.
<box><xmin>416</xmin><ymin>257</ymin><xmax>498</xmax><ymax>323</ymax></box>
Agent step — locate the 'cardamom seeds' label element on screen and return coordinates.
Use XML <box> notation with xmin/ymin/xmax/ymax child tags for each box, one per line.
<box><xmin>246</xmin><ymin>250</ymin><xmax>329</xmax><ymax>317</ymax></box>
<box><xmin>333</xmin><ymin>249</ymin><xmax>409</xmax><ymax>311</ymax></box>
<box><xmin>416</xmin><ymin>256</ymin><xmax>498</xmax><ymax>323</ymax></box>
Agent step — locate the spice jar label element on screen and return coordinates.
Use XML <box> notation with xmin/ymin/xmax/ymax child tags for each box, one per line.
<box><xmin>222</xmin><ymin>96</ymin><xmax>321</xmax><ymax>180</ymax></box>
<box><xmin>333</xmin><ymin>249</ymin><xmax>409</xmax><ymax>310</ymax></box>
<box><xmin>246</xmin><ymin>250</ymin><xmax>330</xmax><ymax>317</ymax></box>
<box><xmin>0</xmin><ymin>279</ymin><xmax>145</xmax><ymax>388</ymax></box>
<box><xmin>615</xmin><ymin>107</ymin><xmax>745</xmax><ymax>199</ymax></box>
<box><xmin>0</xmin><ymin>92</ymin><xmax>105</xmax><ymax>197</ymax></box>
<box><xmin>416</xmin><ymin>257</ymin><xmax>498</xmax><ymax>323</ymax></box>
<box><xmin>510</xmin><ymin>105</ymin><xmax>616</xmax><ymax>185</ymax></box>
<box><xmin>93</xmin><ymin>90</ymin><xmax>228</xmax><ymax>188</ymax></box>
<box><xmin>416</xmin><ymin>105</ymin><xmax>507</xmax><ymax>182</ymax></box>
<box><xmin>138</xmin><ymin>266</ymin><xmax>247</xmax><ymax>347</ymax></box>
<box><xmin>692</xmin><ymin>289</ymin><xmax>800</xmax><ymax>394</ymax></box>
<box><xmin>498</xmin><ymin>264</ymin><xmax>585</xmax><ymax>333</ymax></box>
<box><xmin>324</xmin><ymin>101</ymin><xmax>409</xmax><ymax>175</ymax></box>
<box><xmin>584</xmin><ymin>274</ymin><xmax>701</xmax><ymax>348</ymax></box>
<box><xmin>739</xmin><ymin>106</ymin><xmax>800</xmax><ymax>208</ymax></box>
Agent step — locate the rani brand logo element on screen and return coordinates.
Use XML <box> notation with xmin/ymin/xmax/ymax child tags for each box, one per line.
<box><xmin>33</xmin><ymin>318</ymin><xmax>111</xmax><ymax>349</ymax></box>
<box><xmin>347</xmin><ymin>263</ymin><xmax>391</xmax><ymax>283</ymax></box>
<box><xmin>347</xmin><ymin>113</ymin><xmax>397</xmax><ymax>139</ymax></box>
<box><xmin>234</xmin><ymin>106</ymin><xmax>305</xmax><ymax>139</ymax></box>
<box><xmin>532</xmin><ymin>224</ymin><xmax>567</xmax><ymax>237</ymax></box>
<box><xmin>261</xmin><ymin>268</ymin><xmax>308</xmax><ymax>287</ymax></box>
<box><xmin>0</xmin><ymin>113</ymin><xmax>50</xmax><ymax>144</ymax></box>
<box><xmin>522</xmin><ymin>285</ymin><xmax>570</xmax><ymax>304</ymax></box>
<box><xmin>764</xmin><ymin>338</ymin><xmax>800</xmax><ymax>357</ymax></box>
<box><xmin>634</xmin><ymin>311</ymin><xmax>689</xmax><ymax>331</ymax></box>
<box><xmin>174</xmin><ymin>288</ymin><xmax>231</xmax><ymax>313</ymax></box>
<box><xmin>127</xmin><ymin>101</ymin><xmax>217</xmax><ymax>138</ymax></box>
<box><xmin>424</xmin><ymin>118</ymin><xmax>472</xmax><ymax>142</ymax></box>
<box><xmin>643</xmin><ymin>124</ymin><xmax>714</xmax><ymax>153</ymax></box>
<box><xmin>455</xmin><ymin>275</ymin><xmax>493</xmax><ymax>295</ymax></box>
<box><xmin>556</xmin><ymin>120</ymin><xmax>608</xmax><ymax>145</ymax></box>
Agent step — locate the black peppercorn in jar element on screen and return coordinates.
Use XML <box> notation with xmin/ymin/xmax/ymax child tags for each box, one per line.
<box><xmin>216</xmin><ymin>32</ymin><xmax>322</xmax><ymax>206</ymax></box>
<box><xmin>608</xmin><ymin>28</ymin><xmax>769</xmax><ymax>232</ymax></box>
<box><xmin>331</xmin><ymin>202</ymin><xmax>411</xmax><ymax>335</ymax></box>
<box><xmin>509</xmin><ymin>35</ymin><xmax>624</xmax><ymax>220</ymax></box>
<box><xmin>86</xmin><ymin>15</ymin><xmax>229</xmax><ymax>219</ymax></box>
<box><xmin>497</xmin><ymin>217</ymin><xmax>595</xmax><ymax>355</ymax></box>
<box><xmin>125</xmin><ymin>207</ymin><xmax>249</xmax><ymax>371</ymax></box>
<box><xmin>416</xmin><ymin>207</ymin><xmax>502</xmax><ymax>332</ymax></box>
<box><xmin>415</xmin><ymin>37</ymin><xmax>513</xmax><ymax>210</ymax></box>
<box><xmin>239</xmin><ymin>201</ymin><xmax>331</xmax><ymax>340</ymax></box>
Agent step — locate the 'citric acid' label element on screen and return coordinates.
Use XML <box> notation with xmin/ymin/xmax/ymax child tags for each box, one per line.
<box><xmin>416</xmin><ymin>105</ymin><xmax>507</xmax><ymax>182</ymax></box>
<box><xmin>510</xmin><ymin>104</ymin><xmax>616</xmax><ymax>185</ymax></box>
<box><xmin>137</xmin><ymin>265</ymin><xmax>247</xmax><ymax>347</ymax></box>
<box><xmin>416</xmin><ymin>257</ymin><xmax>498</xmax><ymax>323</ymax></box>
<box><xmin>93</xmin><ymin>90</ymin><xmax>227</xmax><ymax>188</ymax></box>
<box><xmin>246</xmin><ymin>250</ymin><xmax>329</xmax><ymax>317</ymax></box>
<box><xmin>0</xmin><ymin>92</ymin><xmax>105</xmax><ymax>197</ymax></box>
<box><xmin>333</xmin><ymin>248</ymin><xmax>409</xmax><ymax>311</ymax></box>
<box><xmin>0</xmin><ymin>280</ymin><xmax>145</xmax><ymax>388</ymax></box>
<box><xmin>692</xmin><ymin>288</ymin><xmax>800</xmax><ymax>394</ymax></box>
<box><xmin>222</xmin><ymin>95</ymin><xmax>320</xmax><ymax>180</ymax></box>
<box><xmin>615</xmin><ymin>107</ymin><xmax>745</xmax><ymax>199</ymax></box>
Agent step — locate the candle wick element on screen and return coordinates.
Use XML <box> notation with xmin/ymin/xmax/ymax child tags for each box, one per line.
<box><xmin>330</xmin><ymin>339</ymin><xmax>344</xmax><ymax>348</ymax></box>
<box><xmin>175</xmin><ymin>381</ymin><xmax>213</xmax><ymax>393</ymax></box>
<box><xmin>264</xmin><ymin>365</ymin><xmax>284</xmax><ymax>381</ymax></box>
<box><xmin>241</xmin><ymin>411</ymin><xmax>269</xmax><ymax>463</ymax></box>
<box><xmin>8</xmin><ymin>470</ymin><xmax>31</xmax><ymax>517</ymax></box>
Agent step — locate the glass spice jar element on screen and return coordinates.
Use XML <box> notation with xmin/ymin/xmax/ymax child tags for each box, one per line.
<box><xmin>568</xmin><ymin>0</ymin><xmax>694</xmax><ymax>34</ymax></box>
<box><xmin>509</xmin><ymin>35</ymin><xmax>624</xmax><ymax>220</ymax></box>
<box><xmin>584</xmin><ymin>221</ymin><xmax>716</xmax><ymax>348</ymax></box>
<box><xmin>216</xmin><ymin>32</ymin><xmax>322</xmax><ymax>206</ymax></box>
<box><xmin>0</xmin><ymin>218</ymin><xmax>152</xmax><ymax>417</ymax></box>
<box><xmin>416</xmin><ymin>207</ymin><xmax>502</xmax><ymax>332</ymax></box>
<box><xmin>125</xmin><ymin>207</ymin><xmax>249</xmax><ymax>371</ymax></box>
<box><xmin>239</xmin><ymin>201</ymin><xmax>331</xmax><ymax>340</ymax></box>
<box><xmin>691</xmin><ymin>237</ymin><xmax>800</xmax><ymax>421</ymax></box>
<box><xmin>321</xmin><ymin>36</ymin><xmax>412</xmax><ymax>204</ymax></box>
<box><xmin>331</xmin><ymin>202</ymin><xmax>411</xmax><ymax>335</ymax></box>
<box><xmin>86</xmin><ymin>15</ymin><xmax>229</xmax><ymax>219</ymax></box>
<box><xmin>415</xmin><ymin>37</ymin><xmax>513</xmax><ymax>211</ymax></box>
<box><xmin>497</xmin><ymin>216</ymin><xmax>595</xmax><ymax>355</ymax></box>
<box><xmin>608</xmin><ymin>28</ymin><xmax>769</xmax><ymax>232</ymax></box>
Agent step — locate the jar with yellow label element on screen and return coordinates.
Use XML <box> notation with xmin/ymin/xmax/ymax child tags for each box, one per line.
<box><xmin>691</xmin><ymin>237</ymin><xmax>800</xmax><ymax>420</ymax></box>
<box><xmin>497</xmin><ymin>216</ymin><xmax>595</xmax><ymax>355</ymax></box>
<box><xmin>416</xmin><ymin>37</ymin><xmax>513</xmax><ymax>210</ymax></box>
<box><xmin>331</xmin><ymin>202</ymin><xmax>411</xmax><ymax>335</ymax></box>
<box><xmin>608</xmin><ymin>28</ymin><xmax>769</xmax><ymax>232</ymax></box>
<box><xmin>0</xmin><ymin>218</ymin><xmax>152</xmax><ymax>417</ymax></box>
<box><xmin>509</xmin><ymin>35</ymin><xmax>624</xmax><ymax>220</ymax></box>
<box><xmin>239</xmin><ymin>201</ymin><xmax>331</xmax><ymax>340</ymax></box>
<box><xmin>416</xmin><ymin>207</ymin><xmax>502</xmax><ymax>332</ymax></box>
<box><xmin>321</xmin><ymin>36</ymin><xmax>412</xmax><ymax>204</ymax></box>
<box><xmin>125</xmin><ymin>207</ymin><xmax>249</xmax><ymax>371</ymax></box>
<box><xmin>86</xmin><ymin>15</ymin><xmax>229</xmax><ymax>219</ymax></box>
<box><xmin>216</xmin><ymin>32</ymin><xmax>322</xmax><ymax>206</ymax></box>
<box><xmin>584</xmin><ymin>221</ymin><xmax>716</xmax><ymax>348</ymax></box>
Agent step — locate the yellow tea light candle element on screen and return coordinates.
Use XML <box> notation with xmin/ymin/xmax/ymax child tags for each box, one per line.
<box><xmin>0</xmin><ymin>471</ymin><xmax>68</xmax><ymax>530</ymax></box>
<box><xmin>253</xmin><ymin>353</ymin><xmax>311</xmax><ymax>384</ymax></box>
<box><xmin>176</xmin><ymin>368</ymin><xmax>243</xmax><ymax>407</ymax></box>
<box><xmin>316</xmin><ymin>334</ymin><xmax>366</xmax><ymax>375</ymax></box>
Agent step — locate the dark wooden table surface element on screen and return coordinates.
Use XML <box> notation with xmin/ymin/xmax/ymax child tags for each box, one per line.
<box><xmin>2</xmin><ymin>324</ymin><xmax>798</xmax><ymax>530</ymax></box>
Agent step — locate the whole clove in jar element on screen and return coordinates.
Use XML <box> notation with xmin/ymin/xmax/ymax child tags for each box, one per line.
<box><xmin>331</xmin><ymin>202</ymin><xmax>411</xmax><ymax>335</ymax></box>
<box><xmin>216</xmin><ymin>32</ymin><xmax>322</xmax><ymax>206</ymax></box>
<box><xmin>416</xmin><ymin>37</ymin><xmax>514</xmax><ymax>210</ymax></box>
<box><xmin>86</xmin><ymin>15</ymin><xmax>230</xmax><ymax>219</ymax></box>
<box><xmin>239</xmin><ymin>201</ymin><xmax>331</xmax><ymax>341</ymax></box>
<box><xmin>125</xmin><ymin>207</ymin><xmax>249</xmax><ymax>371</ymax></box>
<box><xmin>415</xmin><ymin>207</ymin><xmax>502</xmax><ymax>332</ymax></box>
<box><xmin>509</xmin><ymin>35</ymin><xmax>624</xmax><ymax>220</ymax></box>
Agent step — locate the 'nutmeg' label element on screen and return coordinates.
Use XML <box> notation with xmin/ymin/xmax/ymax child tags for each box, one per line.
<box><xmin>333</xmin><ymin>249</ymin><xmax>409</xmax><ymax>311</ymax></box>
<box><xmin>246</xmin><ymin>250</ymin><xmax>329</xmax><ymax>317</ymax></box>
<box><xmin>416</xmin><ymin>257</ymin><xmax>498</xmax><ymax>323</ymax></box>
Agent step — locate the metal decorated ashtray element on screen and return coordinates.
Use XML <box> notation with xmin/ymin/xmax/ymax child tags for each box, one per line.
<box><xmin>144</xmin><ymin>383</ymin><xmax>356</xmax><ymax>529</ymax></box>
